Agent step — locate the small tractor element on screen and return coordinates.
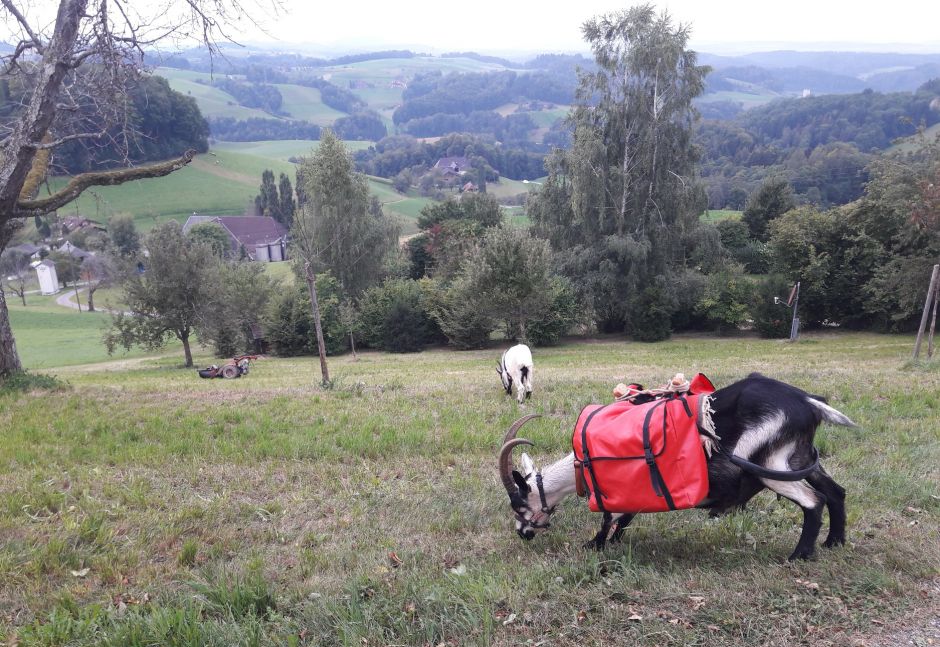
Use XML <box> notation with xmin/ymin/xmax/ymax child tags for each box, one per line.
<box><xmin>197</xmin><ymin>354</ymin><xmax>259</xmax><ymax>379</ymax></box>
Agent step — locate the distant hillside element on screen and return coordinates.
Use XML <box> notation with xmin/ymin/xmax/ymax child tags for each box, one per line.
<box><xmin>698</xmin><ymin>50</ymin><xmax>940</xmax><ymax>101</ymax></box>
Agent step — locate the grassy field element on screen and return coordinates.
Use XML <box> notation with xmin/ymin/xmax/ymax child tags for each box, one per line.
<box><xmin>156</xmin><ymin>68</ymin><xmax>274</xmax><ymax>121</ymax></box>
<box><xmin>701</xmin><ymin>209</ymin><xmax>743</xmax><ymax>223</ymax></box>
<box><xmin>274</xmin><ymin>85</ymin><xmax>349</xmax><ymax>125</ymax></box>
<box><xmin>46</xmin><ymin>141</ymin><xmax>419</xmax><ymax>233</ymax></box>
<box><xmin>6</xmin><ymin>294</ymin><xmax>176</xmax><ymax>368</ymax></box>
<box><xmin>0</xmin><ymin>332</ymin><xmax>937</xmax><ymax>645</ymax></box>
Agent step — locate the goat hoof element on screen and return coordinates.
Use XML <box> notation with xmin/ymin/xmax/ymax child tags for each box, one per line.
<box><xmin>787</xmin><ymin>548</ymin><xmax>816</xmax><ymax>561</ymax></box>
<box><xmin>582</xmin><ymin>539</ymin><xmax>606</xmax><ymax>551</ymax></box>
<box><xmin>822</xmin><ymin>536</ymin><xmax>845</xmax><ymax>548</ymax></box>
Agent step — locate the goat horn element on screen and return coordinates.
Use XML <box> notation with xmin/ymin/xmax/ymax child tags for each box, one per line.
<box><xmin>498</xmin><ymin>414</ymin><xmax>540</xmax><ymax>495</ymax></box>
<box><xmin>503</xmin><ymin>413</ymin><xmax>541</xmax><ymax>445</ymax></box>
<box><xmin>499</xmin><ymin>438</ymin><xmax>534</xmax><ymax>495</ymax></box>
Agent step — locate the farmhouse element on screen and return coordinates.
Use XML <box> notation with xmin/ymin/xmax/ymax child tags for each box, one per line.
<box><xmin>56</xmin><ymin>240</ymin><xmax>92</xmax><ymax>260</ymax></box>
<box><xmin>433</xmin><ymin>156</ymin><xmax>471</xmax><ymax>176</ymax></box>
<box><xmin>7</xmin><ymin>242</ymin><xmax>43</xmax><ymax>258</ymax></box>
<box><xmin>182</xmin><ymin>214</ymin><xmax>289</xmax><ymax>262</ymax></box>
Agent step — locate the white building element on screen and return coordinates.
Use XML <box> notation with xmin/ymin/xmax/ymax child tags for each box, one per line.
<box><xmin>32</xmin><ymin>259</ymin><xmax>59</xmax><ymax>295</ymax></box>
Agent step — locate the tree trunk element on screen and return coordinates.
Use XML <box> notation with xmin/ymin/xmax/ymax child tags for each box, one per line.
<box><xmin>0</xmin><ymin>286</ymin><xmax>23</xmax><ymax>376</ymax></box>
<box><xmin>181</xmin><ymin>330</ymin><xmax>194</xmax><ymax>368</ymax></box>
<box><xmin>304</xmin><ymin>262</ymin><xmax>330</xmax><ymax>386</ymax></box>
<box><xmin>87</xmin><ymin>286</ymin><xmax>96</xmax><ymax>312</ymax></box>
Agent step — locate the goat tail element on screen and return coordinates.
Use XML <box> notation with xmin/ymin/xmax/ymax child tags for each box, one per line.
<box><xmin>807</xmin><ymin>397</ymin><xmax>856</xmax><ymax>427</ymax></box>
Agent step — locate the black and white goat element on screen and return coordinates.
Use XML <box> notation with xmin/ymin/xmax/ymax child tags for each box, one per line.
<box><xmin>496</xmin><ymin>344</ymin><xmax>534</xmax><ymax>404</ymax></box>
<box><xmin>498</xmin><ymin>373</ymin><xmax>855</xmax><ymax>561</ymax></box>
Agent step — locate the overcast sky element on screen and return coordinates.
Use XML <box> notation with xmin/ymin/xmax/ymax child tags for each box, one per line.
<box><xmin>235</xmin><ymin>0</ymin><xmax>940</xmax><ymax>55</ymax></box>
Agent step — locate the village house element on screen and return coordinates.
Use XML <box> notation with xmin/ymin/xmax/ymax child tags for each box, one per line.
<box><xmin>182</xmin><ymin>214</ymin><xmax>289</xmax><ymax>262</ymax></box>
<box><xmin>433</xmin><ymin>156</ymin><xmax>472</xmax><ymax>176</ymax></box>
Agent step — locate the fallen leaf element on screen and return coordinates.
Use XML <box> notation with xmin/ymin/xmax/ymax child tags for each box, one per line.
<box><xmin>70</xmin><ymin>568</ymin><xmax>90</xmax><ymax>578</ymax></box>
<box><xmin>502</xmin><ymin>613</ymin><xmax>517</xmax><ymax>626</ymax></box>
<box><xmin>576</xmin><ymin>610</ymin><xmax>587</xmax><ymax>623</ymax></box>
<box><xmin>389</xmin><ymin>552</ymin><xmax>403</xmax><ymax>568</ymax></box>
<box><xmin>689</xmin><ymin>596</ymin><xmax>706</xmax><ymax>610</ymax></box>
<box><xmin>627</xmin><ymin>614</ymin><xmax>642</xmax><ymax>622</ymax></box>
<box><xmin>448</xmin><ymin>564</ymin><xmax>466</xmax><ymax>576</ymax></box>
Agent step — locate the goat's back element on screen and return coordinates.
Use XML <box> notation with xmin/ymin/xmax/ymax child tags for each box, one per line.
<box><xmin>709</xmin><ymin>373</ymin><xmax>829</xmax><ymax>456</ymax></box>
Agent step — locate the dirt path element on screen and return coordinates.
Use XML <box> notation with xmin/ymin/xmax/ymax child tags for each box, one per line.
<box><xmin>55</xmin><ymin>287</ymin><xmax>127</xmax><ymax>315</ymax></box>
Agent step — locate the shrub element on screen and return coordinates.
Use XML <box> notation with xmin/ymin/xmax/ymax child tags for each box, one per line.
<box><xmin>425</xmin><ymin>276</ymin><xmax>495</xmax><ymax>350</ymax></box>
<box><xmin>0</xmin><ymin>371</ymin><xmax>65</xmax><ymax>394</ymax></box>
<box><xmin>264</xmin><ymin>274</ymin><xmax>346</xmax><ymax>356</ymax></box>
<box><xmin>525</xmin><ymin>277</ymin><xmax>580</xmax><ymax>346</ymax></box>
<box><xmin>669</xmin><ymin>269</ymin><xmax>709</xmax><ymax>332</ymax></box>
<box><xmin>752</xmin><ymin>274</ymin><xmax>795</xmax><ymax>338</ymax></box>
<box><xmin>695</xmin><ymin>264</ymin><xmax>755</xmax><ymax>334</ymax></box>
<box><xmin>381</xmin><ymin>298</ymin><xmax>427</xmax><ymax>352</ymax></box>
<box><xmin>357</xmin><ymin>278</ymin><xmax>441</xmax><ymax>351</ymax></box>
<box><xmin>629</xmin><ymin>280</ymin><xmax>676</xmax><ymax>342</ymax></box>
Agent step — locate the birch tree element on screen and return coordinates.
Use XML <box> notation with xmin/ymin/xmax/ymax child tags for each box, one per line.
<box><xmin>529</xmin><ymin>4</ymin><xmax>708</xmax><ymax>337</ymax></box>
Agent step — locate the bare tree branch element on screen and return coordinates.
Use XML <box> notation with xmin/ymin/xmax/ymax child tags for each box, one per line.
<box><xmin>14</xmin><ymin>148</ymin><xmax>195</xmax><ymax>216</ymax></box>
<box><xmin>0</xmin><ymin>0</ymin><xmax>45</xmax><ymax>54</ymax></box>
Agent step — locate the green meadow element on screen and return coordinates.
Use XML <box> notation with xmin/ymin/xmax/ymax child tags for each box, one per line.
<box><xmin>47</xmin><ymin>142</ymin><xmax>431</xmax><ymax>234</ymax></box>
<box><xmin>1</xmin><ymin>329</ymin><xmax>937</xmax><ymax>645</ymax></box>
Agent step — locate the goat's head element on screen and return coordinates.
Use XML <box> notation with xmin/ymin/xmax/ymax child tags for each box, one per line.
<box><xmin>495</xmin><ymin>360</ymin><xmax>512</xmax><ymax>394</ymax></box>
<box><xmin>498</xmin><ymin>414</ymin><xmax>556</xmax><ymax>540</ymax></box>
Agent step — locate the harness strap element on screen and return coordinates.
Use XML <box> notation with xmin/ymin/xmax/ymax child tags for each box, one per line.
<box><xmin>535</xmin><ymin>472</ymin><xmax>555</xmax><ymax>514</ymax></box>
<box><xmin>719</xmin><ymin>446</ymin><xmax>820</xmax><ymax>481</ymax></box>
<box><xmin>642</xmin><ymin>400</ymin><xmax>676</xmax><ymax>510</ymax></box>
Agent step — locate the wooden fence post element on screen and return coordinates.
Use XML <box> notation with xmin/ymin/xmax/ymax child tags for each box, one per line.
<box><xmin>912</xmin><ymin>264</ymin><xmax>940</xmax><ymax>360</ymax></box>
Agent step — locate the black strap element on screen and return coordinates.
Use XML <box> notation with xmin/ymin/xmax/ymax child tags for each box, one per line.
<box><xmin>535</xmin><ymin>472</ymin><xmax>555</xmax><ymax>514</ymax></box>
<box><xmin>578</xmin><ymin>404</ymin><xmax>610</xmax><ymax>512</ymax></box>
<box><xmin>642</xmin><ymin>401</ymin><xmax>676</xmax><ymax>510</ymax></box>
<box><xmin>718</xmin><ymin>446</ymin><xmax>821</xmax><ymax>481</ymax></box>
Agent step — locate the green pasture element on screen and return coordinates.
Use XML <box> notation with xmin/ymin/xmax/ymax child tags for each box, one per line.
<box><xmin>274</xmin><ymin>84</ymin><xmax>349</xmax><ymax>124</ymax></box>
<box><xmin>0</xmin><ymin>331</ymin><xmax>937</xmax><ymax>645</ymax></box>
<box><xmin>47</xmin><ymin>142</ymin><xmax>418</xmax><ymax>232</ymax></box>
<box><xmin>6</xmin><ymin>294</ymin><xmax>176</xmax><ymax>369</ymax></box>
<box><xmin>486</xmin><ymin>177</ymin><xmax>537</xmax><ymax>201</ymax></box>
<box><xmin>156</xmin><ymin>68</ymin><xmax>274</xmax><ymax>121</ymax></box>
<box><xmin>701</xmin><ymin>209</ymin><xmax>743</xmax><ymax>223</ymax></box>
<box><xmin>697</xmin><ymin>90</ymin><xmax>779</xmax><ymax>109</ymax></box>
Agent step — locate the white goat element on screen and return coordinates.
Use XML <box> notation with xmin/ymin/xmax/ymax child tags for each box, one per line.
<box><xmin>496</xmin><ymin>344</ymin><xmax>533</xmax><ymax>404</ymax></box>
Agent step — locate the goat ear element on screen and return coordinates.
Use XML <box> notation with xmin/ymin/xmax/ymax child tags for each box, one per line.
<box><xmin>520</xmin><ymin>452</ymin><xmax>535</xmax><ymax>477</ymax></box>
<box><xmin>512</xmin><ymin>470</ymin><xmax>530</xmax><ymax>495</ymax></box>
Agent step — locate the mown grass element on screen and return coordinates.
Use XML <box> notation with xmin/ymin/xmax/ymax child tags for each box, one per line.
<box><xmin>701</xmin><ymin>209</ymin><xmax>743</xmax><ymax>223</ymax></box>
<box><xmin>7</xmin><ymin>294</ymin><xmax>178</xmax><ymax>368</ymax></box>
<box><xmin>1</xmin><ymin>332</ymin><xmax>937</xmax><ymax>645</ymax></box>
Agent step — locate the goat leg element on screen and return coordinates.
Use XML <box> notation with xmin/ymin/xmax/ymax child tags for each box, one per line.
<box><xmin>583</xmin><ymin>512</ymin><xmax>614</xmax><ymax>550</ymax></box>
<box><xmin>807</xmin><ymin>468</ymin><xmax>847</xmax><ymax>548</ymax></box>
<box><xmin>609</xmin><ymin>513</ymin><xmax>635</xmax><ymax>544</ymax></box>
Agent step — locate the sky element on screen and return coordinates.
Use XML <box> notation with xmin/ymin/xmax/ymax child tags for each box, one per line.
<box><xmin>233</xmin><ymin>0</ymin><xmax>940</xmax><ymax>55</ymax></box>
